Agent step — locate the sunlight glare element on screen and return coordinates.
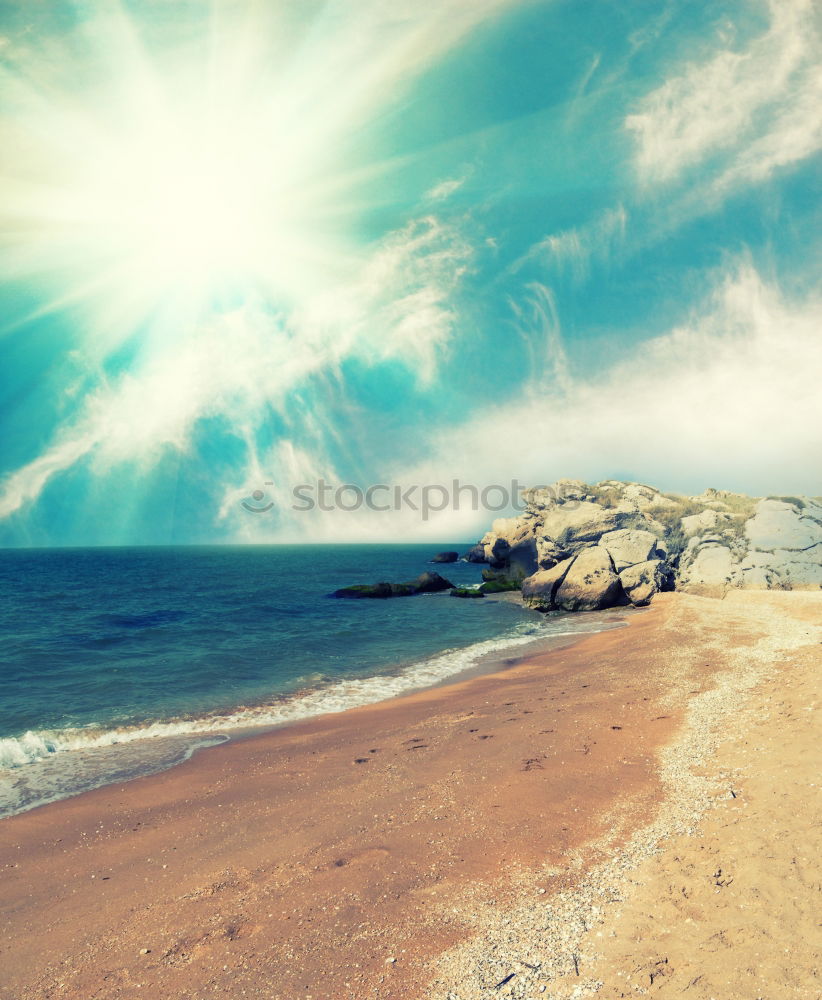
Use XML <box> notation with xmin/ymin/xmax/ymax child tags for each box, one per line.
<box><xmin>89</xmin><ymin>114</ymin><xmax>280</xmax><ymax>291</ymax></box>
<box><xmin>0</xmin><ymin>10</ymin><xmax>361</xmax><ymax>336</ymax></box>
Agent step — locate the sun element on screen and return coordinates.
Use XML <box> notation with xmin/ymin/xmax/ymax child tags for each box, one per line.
<box><xmin>0</xmin><ymin>9</ymin><xmax>359</xmax><ymax>340</ymax></box>
<box><xmin>84</xmin><ymin>113</ymin><xmax>280</xmax><ymax>294</ymax></box>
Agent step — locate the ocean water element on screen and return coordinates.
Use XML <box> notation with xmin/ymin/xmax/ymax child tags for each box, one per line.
<box><xmin>0</xmin><ymin>545</ymin><xmax>618</xmax><ymax>817</ymax></box>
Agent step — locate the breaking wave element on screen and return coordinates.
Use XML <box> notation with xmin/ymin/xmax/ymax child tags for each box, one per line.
<box><xmin>0</xmin><ymin>613</ymin><xmax>613</xmax><ymax>772</ymax></box>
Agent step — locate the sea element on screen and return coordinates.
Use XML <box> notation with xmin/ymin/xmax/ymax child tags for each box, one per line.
<box><xmin>0</xmin><ymin>544</ymin><xmax>622</xmax><ymax>818</ymax></box>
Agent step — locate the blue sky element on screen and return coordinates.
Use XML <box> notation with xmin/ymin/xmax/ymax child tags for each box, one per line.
<box><xmin>1</xmin><ymin>0</ymin><xmax>820</xmax><ymax>545</ymax></box>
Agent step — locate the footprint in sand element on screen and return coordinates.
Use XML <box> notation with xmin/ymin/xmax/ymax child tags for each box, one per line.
<box><xmin>521</xmin><ymin>757</ymin><xmax>545</xmax><ymax>771</ymax></box>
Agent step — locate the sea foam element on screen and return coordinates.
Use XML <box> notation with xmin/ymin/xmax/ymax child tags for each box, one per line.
<box><xmin>0</xmin><ymin>613</ymin><xmax>617</xmax><ymax>816</ymax></box>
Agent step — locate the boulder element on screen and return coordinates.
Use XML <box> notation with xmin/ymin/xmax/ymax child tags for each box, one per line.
<box><xmin>522</xmin><ymin>479</ymin><xmax>589</xmax><ymax>511</ymax></box>
<box><xmin>772</xmin><ymin>549</ymin><xmax>822</xmax><ymax>587</ymax></box>
<box><xmin>681</xmin><ymin>509</ymin><xmax>730</xmax><ymax>537</ymax></box>
<box><xmin>481</xmin><ymin>516</ymin><xmax>537</xmax><ymax>570</ymax></box>
<box><xmin>507</xmin><ymin>536</ymin><xmax>538</xmax><ymax>579</ymax></box>
<box><xmin>408</xmin><ymin>571</ymin><xmax>455</xmax><ymax>594</ymax></box>
<box><xmin>619</xmin><ymin>483</ymin><xmax>668</xmax><ymax>510</ymax></box>
<box><xmin>738</xmin><ymin>564</ymin><xmax>780</xmax><ymax>589</ymax></box>
<box><xmin>488</xmin><ymin>537</ymin><xmax>510</xmax><ymax>568</ymax></box>
<box><xmin>332</xmin><ymin>582</ymin><xmax>394</xmax><ymax>599</ymax></box>
<box><xmin>600</xmin><ymin>528</ymin><xmax>661</xmax><ymax>571</ymax></box>
<box><xmin>331</xmin><ymin>571</ymin><xmax>453</xmax><ymax>599</ymax></box>
<box><xmin>541</xmin><ymin>502</ymin><xmax>641</xmax><ymax>550</ymax></box>
<box><xmin>475</xmin><ymin>479</ymin><xmax>820</xmax><ymax>602</ymax></box>
<box><xmin>431</xmin><ymin>551</ymin><xmax>459</xmax><ymax>563</ymax></box>
<box><xmin>619</xmin><ymin>559</ymin><xmax>665</xmax><ymax>606</ymax></box>
<box><xmin>521</xmin><ymin>557</ymin><xmax>576</xmax><ymax>611</ymax></box>
<box><xmin>536</xmin><ymin>535</ymin><xmax>569</xmax><ymax>570</ymax></box>
<box><xmin>729</xmin><ymin>498</ymin><xmax>822</xmax><ymax>591</ymax></box>
<box><xmin>739</xmin><ymin>546</ymin><xmax>822</xmax><ymax>589</ymax></box>
<box><xmin>745</xmin><ymin>498</ymin><xmax>822</xmax><ymax>551</ymax></box>
<box><xmin>463</xmin><ymin>544</ymin><xmax>487</xmax><ymax>563</ymax></box>
<box><xmin>676</xmin><ymin>541</ymin><xmax>735</xmax><ymax>597</ymax></box>
<box><xmin>554</xmin><ymin>546</ymin><xmax>622</xmax><ymax>612</ymax></box>
<box><xmin>450</xmin><ymin>587</ymin><xmax>485</xmax><ymax>598</ymax></box>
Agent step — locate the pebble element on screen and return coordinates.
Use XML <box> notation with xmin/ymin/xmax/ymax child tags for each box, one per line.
<box><xmin>428</xmin><ymin>603</ymin><xmax>819</xmax><ymax>998</ymax></box>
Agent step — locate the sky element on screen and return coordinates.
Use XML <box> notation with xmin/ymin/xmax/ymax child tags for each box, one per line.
<box><xmin>0</xmin><ymin>0</ymin><xmax>820</xmax><ymax>546</ymax></box>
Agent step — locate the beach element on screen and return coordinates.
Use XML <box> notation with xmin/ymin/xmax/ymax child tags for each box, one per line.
<box><xmin>1</xmin><ymin>590</ymin><xmax>819</xmax><ymax>1000</ymax></box>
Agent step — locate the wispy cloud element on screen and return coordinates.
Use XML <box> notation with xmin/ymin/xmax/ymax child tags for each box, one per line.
<box><xmin>377</xmin><ymin>259</ymin><xmax>822</xmax><ymax>537</ymax></box>
<box><xmin>507</xmin><ymin>282</ymin><xmax>572</xmax><ymax>392</ymax></box>
<box><xmin>298</xmin><ymin>214</ymin><xmax>473</xmax><ymax>383</ymax></box>
<box><xmin>0</xmin><ymin>0</ymin><xmax>512</xmax><ymax>342</ymax></box>
<box><xmin>0</xmin><ymin>212</ymin><xmax>473</xmax><ymax>520</ymax></box>
<box><xmin>425</xmin><ymin>174</ymin><xmax>469</xmax><ymax>202</ymax></box>
<box><xmin>0</xmin><ymin>0</ymin><xmax>497</xmax><ymax>524</ymax></box>
<box><xmin>516</xmin><ymin>205</ymin><xmax>627</xmax><ymax>283</ymax></box>
<box><xmin>210</xmin><ymin>257</ymin><xmax>822</xmax><ymax>543</ymax></box>
<box><xmin>626</xmin><ymin>0</ymin><xmax>821</xmax><ymax>188</ymax></box>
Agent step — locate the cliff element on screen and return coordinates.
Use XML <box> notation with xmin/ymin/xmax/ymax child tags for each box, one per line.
<box><xmin>472</xmin><ymin>479</ymin><xmax>822</xmax><ymax>611</ymax></box>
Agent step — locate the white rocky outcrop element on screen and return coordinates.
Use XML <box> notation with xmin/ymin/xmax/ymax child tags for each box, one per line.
<box><xmin>740</xmin><ymin>498</ymin><xmax>822</xmax><ymax>589</ymax></box>
<box><xmin>600</xmin><ymin>528</ymin><xmax>662</xmax><ymax>571</ymax></box>
<box><xmin>681</xmin><ymin>509</ymin><xmax>731</xmax><ymax>537</ymax></box>
<box><xmin>554</xmin><ymin>546</ymin><xmax>621</xmax><ymax>612</ymax></box>
<box><xmin>472</xmin><ymin>480</ymin><xmax>821</xmax><ymax>613</ymax></box>
<box><xmin>676</xmin><ymin>538</ymin><xmax>739</xmax><ymax>598</ymax></box>
<box><xmin>619</xmin><ymin>559</ymin><xmax>667</xmax><ymax>606</ymax></box>
<box><xmin>521</xmin><ymin>557</ymin><xmax>575</xmax><ymax>611</ymax></box>
<box><xmin>745</xmin><ymin>498</ymin><xmax>821</xmax><ymax>550</ymax></box>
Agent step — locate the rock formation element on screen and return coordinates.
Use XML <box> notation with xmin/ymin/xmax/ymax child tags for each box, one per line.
<box><xmin>332</xmin><ymin>571</ymin><xmax>454</xmax><ymax>599</ymax></box>
<box><xmin>552</xmin><ymin>545</ymin><xmax>621</xmax><ymax>612</ymax></box>
<box><xmin>431</xmin><ymin>551</ymin><xmax>459</xmax><ymax>563</ymax></box>
<box><xmin>473</xmin><ymin>480</ymin><xmax>821</xmax><ymax>612</ymax></box>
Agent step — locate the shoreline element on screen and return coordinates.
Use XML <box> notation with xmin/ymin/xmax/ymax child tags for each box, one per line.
<box><xmin>431</xmin><ymin>589</ymin><xmax>822</xmax><ymax>996</ymax></box>
<box><xmin>1</xmin><ymin>591</ymin><xmax>818</xmax><ymax>999</ymax></box>
<box><xmin>0</xmin><ymin>601</ymin><xmax>635</xmax><ymax>820</ymax></box>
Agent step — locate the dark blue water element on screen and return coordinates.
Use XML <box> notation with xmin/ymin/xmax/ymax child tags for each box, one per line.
<box><xmin>0</xmin><ymin>545</ymin><xmax>617</xmax><ymax>816</ymax></box>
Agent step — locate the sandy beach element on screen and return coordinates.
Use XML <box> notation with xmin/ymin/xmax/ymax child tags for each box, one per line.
<box><xmin>1</xmin><ymin>590</ymin><xmax>819</xmax><ymax>1000</ymax></box>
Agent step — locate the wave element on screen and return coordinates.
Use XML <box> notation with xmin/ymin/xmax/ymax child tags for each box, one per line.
<box><xmin>0</xmin><ymin>614</ymin><xmax>615</xmax><ymax>773</ymax></box>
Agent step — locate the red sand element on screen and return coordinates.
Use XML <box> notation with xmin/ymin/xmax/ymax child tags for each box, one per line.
<box><xmin>0</xmin><ymin>594</ymin><xmax>767</xmax><ymax>999</ymax></box>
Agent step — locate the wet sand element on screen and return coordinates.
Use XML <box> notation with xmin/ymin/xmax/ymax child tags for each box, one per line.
<box><xmin>1</xmin><ymin>591</ymin><xmax>819</xmax><ymax>1000</ymax></box>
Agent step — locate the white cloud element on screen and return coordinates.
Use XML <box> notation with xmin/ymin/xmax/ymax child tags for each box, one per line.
<box><xmin>161</xmin><ymin>257</ymin><xmax>822</xmax><ymax>544</ymax></box>
<box><xmin>507</xmin><ymin>282</ymin><xmax>572</xmax><ymax>392</ymax></box>
<box><xmin>521</xmin><ymin>205</ymin><xmax>627</xmax><ymax>283</ymax></box>
<box><xmin>0</xmin><ymin>0</ymin><xmax>511</xmax><ymax>358</ymax></box>
<box><xmin>295</xmin><ymin>214</ymin><xmax>473</xmax><ymax>383</ymax></box>
<box><xmin>0</xmin><ymin>0</ymin><xmax>497</xmax><ymax>527</ymax></box>
<box><xmin>426</xmin><ymin>176</ymin><xmax>467</xmax><ymax>202</ymax></box>
<box><xmin>209</xmin><ymin>259</ymin><xmax>822</xmax><ymax>543</ymax></box>
<box><xmin>626</xmin><ymin>0</ymin><xmax>821</xmax><ymax>187</ymax></box>
<box><xmin>0</xmin><ymin>212</ymin><xmax>472</xmax><ymax>520</ymax></box>
<box><xmin>713</xmin><ymin>61</ymin><xmax>822</xmax><ymax>193</ymax></box>
<box><xmin>347</xmin><ymin>260</ymin><xmax>822</xmax><ymax>539</ymax></box>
